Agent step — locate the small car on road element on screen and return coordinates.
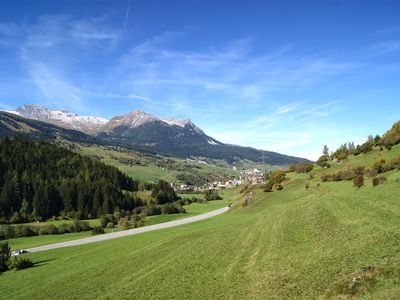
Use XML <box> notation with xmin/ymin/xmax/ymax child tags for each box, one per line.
<box><xmin>14</xmin><ymin>249</ymin><xmax>29</xmax><ymax>255</ymax></box>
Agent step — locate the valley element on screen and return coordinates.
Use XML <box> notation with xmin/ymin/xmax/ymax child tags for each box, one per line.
<box><xmin>1</xmin><ymin>119</ymin><xmax>399</xmax><ymax>298</ymax></box>
<box><xmin>1</xmin><ymin>1</ymin><xmax>399</xmax><ymax>299</ymax></box>
<box><xmin>1</xmin><ymin>142</ymin><xmax>400</xmax><ymax>299</ymax></box>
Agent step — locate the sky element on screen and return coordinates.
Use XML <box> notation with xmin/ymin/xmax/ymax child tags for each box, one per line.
<box><xmin>0</xmin><ymin>0</ymin><xmax>399</xmax><ymax>160</ymax></box>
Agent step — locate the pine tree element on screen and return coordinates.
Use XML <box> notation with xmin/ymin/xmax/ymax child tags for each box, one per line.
<box><xmin>322</xmin><ymin>145</ymin><xmax>329</xmax><ymax>158</ymax></box>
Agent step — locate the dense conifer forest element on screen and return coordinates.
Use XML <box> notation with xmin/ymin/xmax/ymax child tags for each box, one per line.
<box><xmin>0</xmin><ymin>137</ymin><xmax>140</xmax><ymax>222</ymax></box>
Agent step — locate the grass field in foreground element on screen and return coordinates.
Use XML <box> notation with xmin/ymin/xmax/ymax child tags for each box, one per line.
<box><xmin>2</xmin><ymin>165</ymin><xmax>400</xmax><ymax>299</ymax></box>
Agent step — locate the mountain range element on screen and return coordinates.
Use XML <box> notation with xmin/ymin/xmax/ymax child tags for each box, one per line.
<box><xmin>1</xmin><ymin>105</ymin><xmax>310</xmax><ymax>165</ymax></box>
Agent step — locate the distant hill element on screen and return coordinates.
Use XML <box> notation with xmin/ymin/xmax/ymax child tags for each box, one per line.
<box><xmin>1</xmin><ymin>106</ymin><xmax>311</xmax><ymax>165</ymax></box>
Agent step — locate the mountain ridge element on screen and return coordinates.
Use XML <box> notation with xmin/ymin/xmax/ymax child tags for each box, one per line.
<box><xmin>1</xmin><ymin>105</ymin><xmax>311</xmax><ymax>165</ymax></box>
<box><xmin>8</xmin><ymin>104</ymin><xmax>108</xmax><ymax>134</ymax></box>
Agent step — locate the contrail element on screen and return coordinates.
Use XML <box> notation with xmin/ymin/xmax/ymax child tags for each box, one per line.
<box><xmin>124</xmin><ymin>0</ymin><xmax>132</xmax><ymax>30</ymax></box>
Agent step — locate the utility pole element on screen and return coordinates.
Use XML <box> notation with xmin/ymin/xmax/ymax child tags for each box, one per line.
<box><xmin>262</xmin><ymin>151</ymin><xmax>265</xmax><ymax>184</ymax></box>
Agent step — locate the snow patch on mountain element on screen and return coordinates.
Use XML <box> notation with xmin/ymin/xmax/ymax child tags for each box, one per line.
<box><xmin>208</xmin><ymin>138</ymin><xmax>219</xmax><ymax>145</ymax></box>
<box><xmin>163</xmin><ymin>118</ymin><xmax>190</xmax><ymax>127</ymax></box>
<box><xmin>2</xmin><ymin>110</ymin><xmax>20</xmax><ymax>116</ymax></box>
<box><xmin>105</xmin><ymin>110</ymin><xmax>205</xmax><ymax>135</ymax></box>
<box><xmin>14</xmin><ymin>105</ymin><xmax>108</xmax><ymax>133</ymax></box>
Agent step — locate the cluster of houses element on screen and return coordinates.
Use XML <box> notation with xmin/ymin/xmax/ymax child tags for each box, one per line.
<box><xmin>240</xmin><ymin>168</ymin><xmax>264</xmax><ymax>184</ymax></box>
<box><xmin>176</xmin><ymin>178</ymin><xmax>243</xmax><ymax>192</ymax></box>
<box><xmin>174</xmin><ymin>168</ymin><xmax>265</xmax><ymax>192</ymax></box>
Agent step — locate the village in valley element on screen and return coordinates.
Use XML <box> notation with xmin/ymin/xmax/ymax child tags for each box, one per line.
<box><xmin>175</xmin><ymin>167</ymin><xmax>265</xmax><ymax>192</ymax></box>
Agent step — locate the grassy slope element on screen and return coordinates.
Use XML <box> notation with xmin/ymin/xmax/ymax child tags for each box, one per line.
<box><xmin>2</xmin><ymin>151</ymin><xmax>400</xmax><ymax>298</ymax></box>
<box><xmin>312</xmin><ymin>143</ymin><xmax>400</xmax><ymax>176</ymax></box>
<box><xmin>79</xmin><ymin>145</ymin><xmax>239</xmax><ymax>183</ymax></box>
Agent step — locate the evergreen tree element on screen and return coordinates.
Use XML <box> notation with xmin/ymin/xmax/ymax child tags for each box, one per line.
<box><xmin>322</xmin><ymin>145</ymin><xmax>329</xmax><ymax>158</ymax></box>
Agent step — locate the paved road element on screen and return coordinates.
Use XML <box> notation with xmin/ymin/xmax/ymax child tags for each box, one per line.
<box><xmin>19</xmin><ymin>206</ymin><xmax>231</xmax><ymax>255</ymax></box>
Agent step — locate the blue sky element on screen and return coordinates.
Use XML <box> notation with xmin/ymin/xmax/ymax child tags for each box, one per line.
<box><xmin>0</xmin><ymin>0</ymin><xmax>399</xmax><ymax>160</ymax></box>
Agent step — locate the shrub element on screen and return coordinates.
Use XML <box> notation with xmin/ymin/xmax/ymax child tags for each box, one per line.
<box><xmin>14</xmin><ymin>225</ymin><xmax>37</xmax><ymax>238</ymax></box>
<box><xmin>317</xmin><ymin>156</ymin><xmax>330</xmax><ymax>168</ymax></box>
<box><xmin>118</xmin><ymin>217</ymin><xmax>130</xmax><ymax>230</ymax></box>
<box><xmin>305</xmin><ymin>183</ymin><xmax>310</xmax><ymax>189</ymax></box>
<box><xmin>289</xmin><ymin>163</ymin><xmax>314</xmax><ymax>173</ymax></box>
<box><xmin>67</xmin><ymin>221</ymin><xmax>91</xmax><ymax>233</ymax></box>
<box><xmin>263</xmin><ymin>182</ymin><xmax>273</xmax><ymax>192</ymax></box>
<box><xmin>38</xmin><ymin>225</ymin><xmax>58</xmax><ymax>235</ymax></box>
<box><xmin>269</xmin><ymin>170</ymin><xmax>286</xmax><ymax>185</ymax></box>
<box><xmin>372</xmin><ymin>159</ymin><xmax>388</xmax><ymax>174</ymax></box>
<box><xmin>0</xmin><ymin>242</ymin><xmax>11</xmax><ymax>272</ymax></box>
<box><xmin>91</xmin><ymin>226</ymin><xmax>105</xmax><ymax>235</ymax></box>
<box><xmin>160</xmin><ymin>203</ymin><xmax>185</xmax><ymax>214</ymax></box>
<box><xmin>332</xmin><ymin>172</ymin><xmax>344</xmax><ymax>181</ymax></box>
<box><xmin>9</xmin><ymin>212</ymin><xmax>23</xmax><ymax>224</ymax></box>
<box><xmin>106</xmin><ymin>222</ymin><xmax>115</xmax><ymax>229</ymax></box>
<box><xmin>372</xmin><ymin>176</ymin><xmax>387</xmax><ymax>187</ymax></box>
<box><xmin>204</xmin><ymin>190</ymin><xmax>222</xmax><ymax>201</ymax></box>
<box><xmin>353</xmin><ymin>175</ymin><xmax>364</xmax><ymax>188</ymax></box>
<box><xmin>378</xmin><ymin>121</ymin><xmax>400</xmax><ymax>148</ymax></box>
<box><xmin>9</xmin><ymin>257</ymin><xmax>34</xmax><ymax>270</ymax></box>
<box><xmin>99</xmin><ymin>214</ymin><xmax>117</xmax><ymax>228</ymax></box>
<box><xmin>0</xmin><ymin>225</ymin><xmax>16</xmax><ymax>240</ymax></box>
<box><xmin>145</xmin><ymin>206</ymin><xmax>162</xmax><ymax>216</ymax></box>
<box><xmin>57</xmin><ymin>223</ymin><xmax>69</xmax><ymax>234</ymax></box>
<box><xmin>389</xmin><ymin>156</ymin><xmax>400</xmax><ymax>170</ymax></box>
<box><xmin>273</xmin><ymin>184</ymin><xmax>283</xmax><ymax>190</ymax></box>
<box><xmin>321</xmin><ymin>175</ymin><xmax>332</xmax><ymax>182</ymax></box>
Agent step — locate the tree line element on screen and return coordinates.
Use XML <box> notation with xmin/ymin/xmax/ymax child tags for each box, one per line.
<box><xmin>0</xmin><ymin>137</ymin><xmax>141</xmax><ymax>223</ymax></box>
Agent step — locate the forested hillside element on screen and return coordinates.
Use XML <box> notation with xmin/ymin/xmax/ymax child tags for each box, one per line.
<box><xmin>0</xmin><ymin>137</ymin><xmax>139</xmax><ymax>222</ymax></box>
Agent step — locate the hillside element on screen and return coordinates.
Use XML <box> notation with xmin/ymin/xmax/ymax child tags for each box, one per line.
<box><xmin>0</xmin><ymin>137</ymin><xmax>138</xmax><ymax>222</ymax></box>
<box><xmin>0</xmin><ymin>112</ymin><xmax>102</xmax><ymax>145</ymax></box>
<box><xmin>78</xmin><ymin>144</ymin><xmax>241</xmax><ymax>185</ymax></box>
<box><xmin>1</xmin><ymin>134</ymin><xmax>400</xmax><ymax>298</ymax></box>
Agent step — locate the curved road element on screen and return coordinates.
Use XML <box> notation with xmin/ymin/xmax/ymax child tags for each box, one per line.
<box><xmin>21</xmin><ymin>206</ymin><xmax>231</xmax><ymax>254</ymax></box>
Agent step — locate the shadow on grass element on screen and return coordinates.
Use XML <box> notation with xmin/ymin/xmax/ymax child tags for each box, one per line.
<box><xmin>33</xmin><ymin>258</ymin><xmax>57</xmax><ymax>267</ymax></box>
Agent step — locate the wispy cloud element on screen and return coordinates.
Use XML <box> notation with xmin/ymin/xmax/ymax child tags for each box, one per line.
<box><xmin>368</xmin><ymin>40</ymin><xmax>400</xmax><ymax>55</ymax></box>
<box><xmin>202</xmin><ymin>100</ymin><xmax>352</xmax><ymax>160</ymax></box>
<box><xmin>128</xmin><ymin>94</ymin><xmax>156</xmax><ymax>103</ymax></box>
<box><xmin>70</xmin><ymin>18</ymin><xmax>120</xmax><ymax>45</ymax></box>
<box><xmin>119</xmin><ymin>32</ymin><xmax>357</xmax><ymax>104</ymax></box>
<box><xmin>124</xmin><ymin>0</ymin><xmax>132</xmax><ymax>30</ymax></box>
<box><xmin>0</xmin><ymin>22</ymin><xmax>20</xmax><ymax>36</ymax></box>
<box><xmin>0</xmin><ymin>14</ymin><xmax>123</xmax><ymax>113</ymax></box>
<box><xmin>24</xmin><ymin>60</ymin><xmax>87</xmax><ymax>112</ymax></box>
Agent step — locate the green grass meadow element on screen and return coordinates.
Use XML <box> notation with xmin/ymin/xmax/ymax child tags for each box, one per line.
<box><xmin>78</xmin><ymin>145</ymin><xmax>239</xmax><ymax>183</ymax></box>
<box><xmin>1</xmin><ymin>169</ymin><xmax>400</xmax><ymax>298</ymax></box>
<box><xmin>1</xmin><ymin>146</ymin><xmax>400</xmax><ymax>299</ymax></box>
